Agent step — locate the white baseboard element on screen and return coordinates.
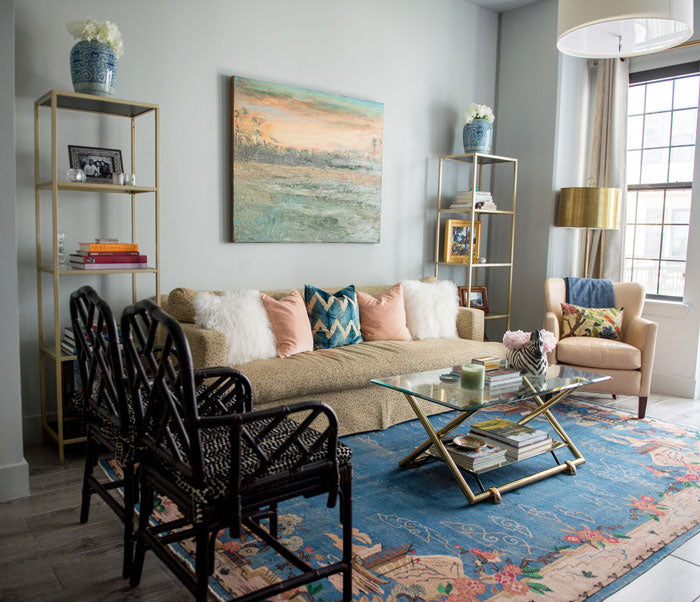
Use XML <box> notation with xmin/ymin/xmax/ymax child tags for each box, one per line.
<box><xmin>651</xmin><ymin>372</ymin><xmax>699</xmax><ymax>399</ymax></box>
<box><xmin>0</xmin><ymin>459</ymin><xmax>30</xmax><ymax>501</ymax></box>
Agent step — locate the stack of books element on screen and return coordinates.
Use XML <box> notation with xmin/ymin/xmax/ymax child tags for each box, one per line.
<box><xmin>427</xmin><ymin>440</ymin><xmax>507</xmax><ymax>471</ymax></box>
<box><xmin>470</xmin><ymin>419</ymin><xmax>553</xmax><ymax>461</ymax></box>
<box><xmin>61</xmin><ymin>327</ymin><xmax>78</xmax><ymax>356</ymax></box>
<box><xmin>484</xmin><ymin>368</ymin><xmax>522</xmax><ymax>389</ymax></box>
<box><xmin>449</xmin><ymin>190</ymin><xmax>497</xmax><ymax>212</ymax></box>
<box><xmin>69</xmin><ymin>239</ymin><xmax>148</xmax><ymax>270</ymax></box>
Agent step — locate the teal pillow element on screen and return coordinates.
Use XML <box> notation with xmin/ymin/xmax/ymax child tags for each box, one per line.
<box><xmin>304</xmin><ymin>284</ymin><xmax>363</xmax><ymax>350</ymax></box>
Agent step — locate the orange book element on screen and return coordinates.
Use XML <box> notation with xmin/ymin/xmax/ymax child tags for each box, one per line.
<box><xmin>79</xmin><ymin>242</ymin><xmax>139</xmax><ymax>253</ymax></box>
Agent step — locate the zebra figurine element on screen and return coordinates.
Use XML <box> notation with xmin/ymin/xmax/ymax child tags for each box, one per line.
<box><xmin>507</xmin><ymin>330</ymin><xmax>548</xmax><ymax>375</ymax></box>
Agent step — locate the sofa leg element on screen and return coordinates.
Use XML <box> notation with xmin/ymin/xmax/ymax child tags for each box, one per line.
<box><xmin>638</xmin><ymin>396</ymin><xmax>648</xmax><ymax>419</ymax></box>
<box><xmin>612</xmin><ymin>394</ymin><xmax>617</xmax><ymax>400</ymax></box>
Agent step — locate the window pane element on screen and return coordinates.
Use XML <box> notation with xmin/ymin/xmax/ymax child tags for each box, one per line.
<box><xmin>627</xmin><ymin>115</ymin><xmax>644</xmax><ymax>149</ymax></box>
<box><xmin>626</xmin><ymin>191</ymin><xmax>637</xmax><ymax>224</ymax></box>
<box><xmin>658</xmin><ymin>261</ymin><xmax>685</xmax><ymax>297</ymax></box>
<box><xmin>629</xmin><ymin>84</ymin><xmax>645</xmax><ymax>115</ymax></box>
<box><xmin>671</xmin><ymin>108</ymin><xmax>697</xmax><ymax>146</ymax></box>
<box><xmin>627</xmin><ymin>150</ymin><xmax>642</xmax><ymax>184</ymax></box>
<box><xmin>661</xmin><ymin>225</ymin><xmax>689</xmax><ymax>260</ymax></box>
<box><xmin>673</xmin><ymin>75</ymin><xmax>699</xmax><ymax>109</ymax></box>
<box><xmin>643</xmin><ymin>111</ymin><xmax>671</xmax><ymax>147</ymax></box>
<box><xmin>625</xmin><ymin>225</ymin><xmax>636</xmax><ymax>256</ymax></box>
<box><xmin>630</xmin><ymin>259</ymin><xmax>659</xmax><ymax>294</ymax></box>
<box><xmin>640</xmin><ymin>148</ymin><xmax>669</xmax><ymax>183</ymax></box>
<box><xmin>664</xmin><ymin>189</ymin><xmax>692</xmax><ymax>223</ymax></box>
<box><xmin>646</xmin><ymin>80</ymin><xmax>673</xmax><ymax>112</ymax></box>
<box><xmin>636</xmin><ymin>190</ymin><xmax>663</xmax><ymax>223</ymax></box>
<box><xmin>623</xmin><ymin>259</ymin><xmax>633</xmax><ymax>283</ymax></box>
<box><xmin>668</xmin><ymin>146</ymin><xmax>695</xmax><ymax>182</ymax></box>
<box><xmin>633</xmin><ymin>225</ymin><xmax>661</xmax><ymax>258</ymax></box>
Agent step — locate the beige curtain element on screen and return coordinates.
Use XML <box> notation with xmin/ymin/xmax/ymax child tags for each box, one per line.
<box><xmin>587</xmin><ymin>58</ymin><xmax>629</xmax><ymax>279</ymax></box>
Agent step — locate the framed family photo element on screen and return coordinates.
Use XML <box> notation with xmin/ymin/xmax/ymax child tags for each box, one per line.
<box><xmin>458</xmin><ymin>285</ymin><xmax>489</xmax><ymax>313</ymax></box>
<box><xmin>443</xmin><ymin>219</ymin><xmax>481</xmax><ymax>263</ymax></box>
<box><xmin>68</xmin><ymin>145</ymin><xmax>123</xmax><ymax>184</ymax></box>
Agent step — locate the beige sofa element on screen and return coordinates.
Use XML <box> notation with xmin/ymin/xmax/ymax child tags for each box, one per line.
<box><xmin>162</xmin><ymin>283</ymin><xmax>507</xmax><ymax>436</ymax></box>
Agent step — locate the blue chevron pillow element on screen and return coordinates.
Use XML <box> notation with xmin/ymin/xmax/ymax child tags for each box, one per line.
<box><xmin>304</xmin><ymin>284</ymin><xmax>363</xmax><ymax>350</ymax></box>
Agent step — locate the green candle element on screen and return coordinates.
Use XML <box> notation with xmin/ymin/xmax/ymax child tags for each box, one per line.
<box><xmin>461</xmin><ymin>363</ymin><xmax>485</xmax><ymax>390</ymax></box>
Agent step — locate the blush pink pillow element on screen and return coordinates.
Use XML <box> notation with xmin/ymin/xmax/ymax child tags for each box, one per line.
<box><xmin>260</xmin><ymin>290</ymin><xmax>314</xmax><ymax>358</ymax></box>
<box><xmin>357</xmin><ymin>283</ymin><xmax>412</xmax><ymax>342</ymax></box>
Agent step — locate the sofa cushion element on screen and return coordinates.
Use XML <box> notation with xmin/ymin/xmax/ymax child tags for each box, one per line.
<box><xmin>236</xmin><ymin>338</ymin><xmax>506</xmax><ymax>404</ymax></box>
<box><xmin>556</xmin><ymin>336</ymin><xmax>641</xmax><ymax>370</ymax></box>
<box><xmin>261</xmin><ymin>290</ymin><xmax>314</xmax><ymax>358</ymax></box>
<box><xmin>402</xmin><ymin>279</ymin><xmax>459</xmax><ymax>339</ymax></box>
<box><xmin>305</xmin><ymin>284</ymin><xmax>362</xmax><ymax>350</ymax></box>
<box><xmin>357</xmin><ymin>283</ymin><xmax>412</xmax><ymax>342</ymax></box>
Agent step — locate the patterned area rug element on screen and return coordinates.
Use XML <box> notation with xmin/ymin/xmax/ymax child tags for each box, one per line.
<box><xmin>101</xmin><ymin>398</ymin><xmax>700</xmax><ymax>601</ymax></box>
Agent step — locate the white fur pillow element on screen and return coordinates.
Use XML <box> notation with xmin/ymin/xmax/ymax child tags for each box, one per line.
<box><xmin>193</xmin><ymin>290</ymin><xmax>277</xmax><ymax>366</ymax></box>
<box><xmin>401</xmin><ymin>279</ymin><xmax>459</xmax><ymax>339</ymax></box>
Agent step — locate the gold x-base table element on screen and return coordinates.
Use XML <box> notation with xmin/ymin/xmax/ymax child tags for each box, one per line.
<box><xmin>398</xmin><ymin>377</ymin><xmax>585</xmax><ymax>505</ymax></box>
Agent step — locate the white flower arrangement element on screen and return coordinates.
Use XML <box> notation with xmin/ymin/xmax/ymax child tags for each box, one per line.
<box><xmin>464</xmin><ymin>103</ymin><xmax>495</xmax><ymax>125</ymax></box>
<box><xmin>67</xmin><ymin>18</ymin><xmax>124</xmax><ymax>58</ymax></box>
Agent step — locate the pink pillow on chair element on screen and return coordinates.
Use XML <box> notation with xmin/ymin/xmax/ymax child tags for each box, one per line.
<box><xmin>260</xmin><ymin>290</ymin><xmax>314</xmax><ymax>358</ymax></box>
<box><xmin>357</xmin><ymin>283</ymin><xmax>412</xmax><ymax>342</ymax></box>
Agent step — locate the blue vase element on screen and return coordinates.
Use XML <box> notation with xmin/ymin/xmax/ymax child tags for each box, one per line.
<box><xmin>70</xmin><ymin>41</ymin><xmax>118</xmax><ymax>97</ymax></box>
<box><xmin>463</xmin><ymin>119</ymin><xmax>493</xmax><ymax>154</ymax></box>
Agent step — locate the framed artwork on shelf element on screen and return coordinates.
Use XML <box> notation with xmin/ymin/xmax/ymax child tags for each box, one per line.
<box><xmin>458</xmin><ymin>285</ymin><xmax>489</xmax><ymax>314</ymax></box>
<box><xmin>443</xmin><ymin>219</ymin><xmax>481</xmax><ymax>263</ymax></box>
<box><xmin>68</xmin><ymin>145</ymin><xmax>123</xmax><ymax>184</ymax></box>
<box><xmin>230</xmin><ymin>75</ymin><xmax>384</xmax><ymax>243</ymax></box>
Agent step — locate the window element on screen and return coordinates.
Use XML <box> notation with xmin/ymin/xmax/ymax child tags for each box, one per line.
<box><xmin>625</xmin><ymin>63</ymin><xmax>699</xmax><ymax>299</ymax></box>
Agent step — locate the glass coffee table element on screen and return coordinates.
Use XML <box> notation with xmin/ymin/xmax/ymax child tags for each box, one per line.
<box><xmin>371</xmin><ymin>366</ymin><xmax>611</xmax><ymax>505</ymax></box>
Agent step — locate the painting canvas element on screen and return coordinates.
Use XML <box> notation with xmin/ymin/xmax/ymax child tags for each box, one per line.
<box><xmin>231</xmin><ymin>76</ymin><xmax>384</xmax><ymax>242</ymax></box>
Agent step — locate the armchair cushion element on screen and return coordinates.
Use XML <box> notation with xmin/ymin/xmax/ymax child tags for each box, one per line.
<box><xmin>561</xmin><ymin>303</ymin><xmax>623</xmax><ymax>340</ymax></box>
<box><xmin>164</xmin><ymin>417</ymin><xmax>352</xmax><ymax>504</ymax></box>
<box><xmin>556</xmin><ymin>337</ymin><xmax>641</xmax><ymax>370</ymax></box>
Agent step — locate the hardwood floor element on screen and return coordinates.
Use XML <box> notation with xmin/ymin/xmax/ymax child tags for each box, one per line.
<box><xmin>1</xmin><ymin>393</ymin><xmax>699</xmax><ymax>601</ymax></box>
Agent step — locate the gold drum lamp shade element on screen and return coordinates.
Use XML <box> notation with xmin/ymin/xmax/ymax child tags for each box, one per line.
<box><xmin>557</xmin><ymin>0</ymin><xmax>693</xmax><ymax>59</ymax></box>
<box><xmin>557</xmin><ymin>187</ymin><xmax>621</xmax><ymax>277</ymax></box>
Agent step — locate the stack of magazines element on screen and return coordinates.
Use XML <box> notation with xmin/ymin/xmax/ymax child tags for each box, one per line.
<box><xmin>470</xmin><ymin>419</ymin><xmax>553</xmax><ymax>460</ymax></box>
<box><xmin>484</xmin><ymin>368</ymin><xmax>522</xmax><ymax>389</ymax></box>
<box><xmin>427</xmin><ymin>440</ymin><xmax>507</xmax><ymax>471</ymax></box>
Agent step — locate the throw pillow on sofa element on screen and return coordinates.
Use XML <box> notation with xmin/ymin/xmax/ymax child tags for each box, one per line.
<box><xmin>561</xmin><ymin>302</ymin><xmax>623</xmax><ymax>340</ymax></box>
<box><xmin>261</xmin><ymin>290</ymin><xmax>314</xmax><ymax>358</ymax></box>
<box><xmin>357</xmin><ymin>283</ymin><xmax>412</xmax><ymax>342</ymax></box>
<box><xmin>401</xmin><ymin>279</ymin><xmax>459</xmax><ymax>340</ymax></box>
<box><xmin>193</xmin><ymin>290</ymin><xmax>277</xmax><ymax>365</ymax></box>
<box><xmin>304</xmin><ymin>284</ymin><xmax>362</xmax><ymax>350</ymax></box>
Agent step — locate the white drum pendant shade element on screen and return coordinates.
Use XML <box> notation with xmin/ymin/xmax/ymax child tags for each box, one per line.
<box><xmin>557</xmin><ymin>0</ymin><xmax>693</xmax><ymax>58</ymax></box>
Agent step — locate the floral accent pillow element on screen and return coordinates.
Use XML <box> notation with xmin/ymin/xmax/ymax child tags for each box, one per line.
<box><xmin>561</xmin><ymin>303</ymin><xmax>623</xmax><ymax>340</ymax></box>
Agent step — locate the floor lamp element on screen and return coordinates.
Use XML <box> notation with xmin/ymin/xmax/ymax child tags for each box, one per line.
<box><xmin>556</xmin><ymin>187</ymin><xmax>621</xmax><ymax>278</ymax></box>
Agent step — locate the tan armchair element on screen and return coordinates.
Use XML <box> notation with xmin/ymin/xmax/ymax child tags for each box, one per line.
<box><xmin>544</xmin><ymin>278</ymin><xmax>658</xmax><ymax>418</ymax></box>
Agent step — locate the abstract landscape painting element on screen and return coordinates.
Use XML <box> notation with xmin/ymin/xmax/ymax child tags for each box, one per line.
<box><xmin>231</xmin><ymin>76</ymin><xmax>384</xmax><ymax>242</ymax></box>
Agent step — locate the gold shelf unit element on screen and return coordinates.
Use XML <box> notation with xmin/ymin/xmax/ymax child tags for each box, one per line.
<box><xmin>34</xmin><ymin>89</ymin><xmax>161</xmax><ymax>463</ymax></box>
<box><xmin>434</xmin><ymin>152</ymin><xmax>517</xmax><ymax>331</ymax></box>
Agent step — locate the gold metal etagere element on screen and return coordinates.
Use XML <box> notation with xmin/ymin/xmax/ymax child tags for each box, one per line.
<box><xmin>34</xmin><ymin>89</ymin><xmax>160</xmax><ymax>464</ymax></box>
<box><xmin>434</xmin><ymin>152</ymin><xmax>517</xmax><ymax>332</ymax></box>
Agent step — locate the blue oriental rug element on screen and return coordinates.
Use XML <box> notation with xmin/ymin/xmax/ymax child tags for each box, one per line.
<box><xmin>101</xmin><ymin>398</ymin><xmax>700</xmax><ymax>601</ymax></box>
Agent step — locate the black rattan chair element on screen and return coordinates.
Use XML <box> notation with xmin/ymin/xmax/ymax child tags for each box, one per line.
<box><xmin>121</xmin><ymin>300</ymin><xmax>353</xmax><ymax>601</ymax></box>
<box><xmin>70</xmin><ymin>285</ymin><xmax>135</xmax><ymax>578</ymax></box>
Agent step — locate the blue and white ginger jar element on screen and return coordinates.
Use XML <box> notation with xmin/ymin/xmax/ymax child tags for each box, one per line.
<box><xmin>463</xmin><ymin>118</ymin><xmax>493</xmax><ymax>154</ymax></box>
<box><xmin>70</xmin><ymin>40</ymin><xmax>118</xmax><ymax>97</ymax></box>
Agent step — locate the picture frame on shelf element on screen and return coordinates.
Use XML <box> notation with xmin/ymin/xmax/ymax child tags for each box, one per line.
<box><xmin>68</xmin><ymin>145</ymin><xmax>123</xmax><ymax>184</ymax></box>
<box><xmin>458</xmin><ymin>285</ymin><xmax>489</xmax><ymax>314</ymax></box>
<box><xmin>443</xmin><ymin>219</ymin><xmax>481</xmax><ymax>263</ymax></box>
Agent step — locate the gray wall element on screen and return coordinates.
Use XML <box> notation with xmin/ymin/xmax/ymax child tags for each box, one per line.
<box><xmin>15</xmin><ymin>0</ymin><xmax>500</xmax><ymax>437</ymax></box>
<box><xmin>0</xmin><ymin>0</ymin><xmax>29</xmax><ymax>501</ymax></box>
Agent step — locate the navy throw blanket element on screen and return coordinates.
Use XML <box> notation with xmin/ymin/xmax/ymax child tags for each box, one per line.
<box><xmin>565</xmin><ymin>277</ymin><xmax>615</xmax><ymax>308</ymax></box>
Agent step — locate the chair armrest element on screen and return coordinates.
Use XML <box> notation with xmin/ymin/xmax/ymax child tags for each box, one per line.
<box><xmin>545</xmin><ymin>312</ymin><xmax>560</xmax><ymax>364</ymax></box>
<box><xmin>625</xmin><ymin>317</ymin><xmax>658</xmax><ymax>397</ymax></box>
<box><xmin>194</xmin><ymin>367</ymin><xmax>253</xmax><ymax>414</ymax></box>
<box><xmin>181</xmin><ymin>323</ymin><xmax>228</xmax><ymax>369</ymax></box>
<box><xmin>457</xmin><ymin>307</ymin><xmax>484</xmax><ymax>341</ymax></box>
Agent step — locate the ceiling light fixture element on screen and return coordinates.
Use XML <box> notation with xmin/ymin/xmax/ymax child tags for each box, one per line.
<box><xmin>557</xmin><ymin>0</ymin><xmax>694</xmax><ymax>59</ymax></box>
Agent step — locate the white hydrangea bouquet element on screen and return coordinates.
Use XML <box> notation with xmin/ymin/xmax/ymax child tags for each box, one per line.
<box><xmin>464</xmin><ymin>103</ymin><xmax>495</xmax><ymax>125</ymax></box>
<box><xmin>67</xmin><ymin>18</ymin><xmax>124</xmax><ymax>58</ymax></box>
